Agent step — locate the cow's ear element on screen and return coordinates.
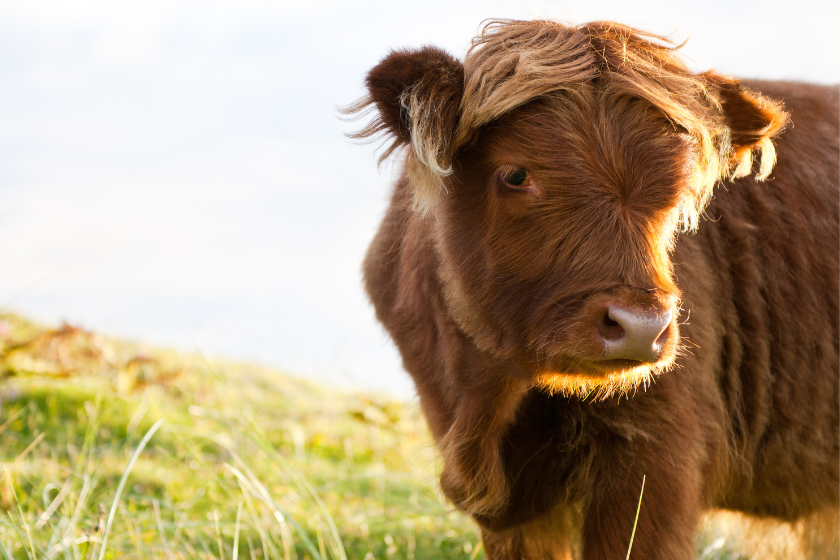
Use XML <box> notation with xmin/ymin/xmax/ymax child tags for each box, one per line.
<box><xmin>705</xmin><ymin>72</ymin><xmax>789</xmax><ymax>179</ymax></box>
<box><xmin>345</xmin><ymin>47</ymin><xmax>464</xmax><ymax>213</ymax></box>
<box><xmin>364</xmin><ymin>47</ymin><xmax>464</xmax><ymax>152</ymax></box>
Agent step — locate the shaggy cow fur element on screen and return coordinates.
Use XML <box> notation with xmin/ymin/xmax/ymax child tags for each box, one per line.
<box><xmin>346</xmin><ymin>20</ymin><xmax>839</xmax><ymax>559</ymax></box>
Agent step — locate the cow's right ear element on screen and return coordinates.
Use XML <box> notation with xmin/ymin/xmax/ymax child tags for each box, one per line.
<box><xmin>366</xmin><ymin>47</ymin><xmax>464</xmax><ymax>154</ymax></box>
<box><xmin>345</xmin><ymin>47</ymin><xmax>464</xmax><ymax>178</ymax></box>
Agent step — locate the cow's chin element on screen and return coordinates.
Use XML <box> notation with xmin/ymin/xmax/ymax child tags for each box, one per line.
<box><xmin>534</xmin><ymin>355</ymin><xmax>675</xmax><ymax>401</ymax></box>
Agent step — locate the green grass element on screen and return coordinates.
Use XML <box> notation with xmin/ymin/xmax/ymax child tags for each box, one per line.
<box><xmin>0</xmin><ymin>314</ymin><xmax>805</xmax><ymax>559</ymax></box>
<box><xmin>0</xmin><ymin>315</ymin><xmax>482</xmax><ymax>559</ymax></box>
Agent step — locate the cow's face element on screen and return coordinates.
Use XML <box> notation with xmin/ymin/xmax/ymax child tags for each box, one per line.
<box><xmin>349</xmin><ymin>21</ymin><xmax>787</xmax><ymax>397</ymax></box>
<box><xmin>435</xmin><ymin>95</ymin><xmax>688</xmax><ymax>395</ymax></box>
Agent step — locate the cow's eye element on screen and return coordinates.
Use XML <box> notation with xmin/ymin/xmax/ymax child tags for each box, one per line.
<box><xmin>502</xmin><ymin>167</ymin><xmax>531</xmax><ymax>189</ymax></box>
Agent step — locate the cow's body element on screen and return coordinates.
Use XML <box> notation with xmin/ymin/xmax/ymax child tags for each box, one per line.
<box><xmin>680</xmin><ymin>81</ymin><xmax>838</xmax><ymax>520</ymax></box>
<box><xmin>352</xmin><ymin>21</ymin><xmax>839</xmax><ymax>559</ymax></box>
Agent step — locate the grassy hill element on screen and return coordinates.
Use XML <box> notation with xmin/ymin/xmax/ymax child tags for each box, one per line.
<box><xmin>0</xmin><ymin>314</ymin><xmax>809</xmax><ymax>559</ymax></box>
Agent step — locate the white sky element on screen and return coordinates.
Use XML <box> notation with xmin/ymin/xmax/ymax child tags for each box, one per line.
<box><xmin>0</xmin><ymin>0</ymin><xmax>837</xmax><ymax>396</ymax></box>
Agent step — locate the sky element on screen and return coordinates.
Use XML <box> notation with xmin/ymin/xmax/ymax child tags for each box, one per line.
<box><xmin>0</xmin><ymin>0</ymin><xmax>837</xmax><ymax>397</ymax></box>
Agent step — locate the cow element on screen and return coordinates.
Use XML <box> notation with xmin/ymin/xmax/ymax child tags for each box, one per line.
<box><xmin>345</xmin><ymin>20</ymin><xmax>839</xmax><ymax>559</ymax></box>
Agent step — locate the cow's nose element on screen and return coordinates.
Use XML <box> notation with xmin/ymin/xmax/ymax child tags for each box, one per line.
<box><xmin>597</xmin><ymin>306</ymin><xmax>673</xmax><ymax>363</ymax></box>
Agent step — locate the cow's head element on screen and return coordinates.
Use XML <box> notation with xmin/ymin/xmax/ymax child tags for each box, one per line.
<box><xmin>349</xmin><ymin>20</ymin><xmax>787</xmax><ymax>398</ymax></box>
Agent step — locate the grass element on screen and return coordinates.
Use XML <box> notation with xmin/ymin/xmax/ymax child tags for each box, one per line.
<box><xmin>0</xmin><ymin>314</ymin><xmax>808</xmax><ymax>559</ymax></box>
<box><xmin>0</xmin><ymin>314</ymin><xmax>482</xmax><ymax>559</ymax></box>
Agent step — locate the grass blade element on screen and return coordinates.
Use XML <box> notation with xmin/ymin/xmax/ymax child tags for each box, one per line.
<box><xmin>233</xmin><ymin>501</ymin><xmax>243</xmax><ymax>560</ymax></box>
<box><xmin>224</xmin><ymin>460</ymin><xmax>313</xmax><ymax>559</ymax></box>
<box><xmin>0</xmin><ymin>534</ymin><xmax>13</xmax><ymax>560</ymax></box>
<box><xmin>4</xmin><ymin>467</ymin><xmax>37</xmax><ymax>559</ymax></box>
<box><xmin>97</xmin><ymin>418</ymin><xmax>165</xmax><ymax>560</ymax></box>
<box><xmin>625</xmin><ymin>474</ymin><xmax>646</xmax><ymax>560</ymax></box>
<box><xmin>152</xmin><ymin>499</ymin><xmax>174</xmax><ymax>560</ymax></box>
<box><xmin>214</xmin><ymin>510</ymin><xmax>224</xmax><ymax>560</ymax></box>
<box><xmin>0</xmin><ymin>407</ymin><xmax>26</xmax><ymax>438</ymax></box>
<box><xmin>245</xmin><ymin>429</ymin><xmax>346</xmax><ymax>560</ymax></box>
<box><xmin>4</xmin><ymin>512</ymin><xmax>32</xmax><ymax>560</ymax></box>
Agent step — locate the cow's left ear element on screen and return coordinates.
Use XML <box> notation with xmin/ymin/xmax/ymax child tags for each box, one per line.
<box><xmin>704</xmin><ymin>72</ymin><xmax>789</xmax><ymax>179</ymax></box>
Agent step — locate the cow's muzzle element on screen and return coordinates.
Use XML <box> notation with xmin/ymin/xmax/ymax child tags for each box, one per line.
<box><xmin>597</xmin><ymin>305</ymin><xmax>673</xmax><ymax>363</ymax></box>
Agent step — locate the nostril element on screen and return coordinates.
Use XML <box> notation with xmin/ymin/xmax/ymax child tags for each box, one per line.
<box><xmin>600</xmin><ymin>306</ymin><xmax>674</xmax><ymax>363</ymax></box>
<box><xmin>654</xmin><ymin>326</ymin><xmax>670</xmax><ymax>349</ymax></box>
<box><xmin>598</xmin><ymin>311</ymin><xmax>625</xmax><ymax>341</ymax></box>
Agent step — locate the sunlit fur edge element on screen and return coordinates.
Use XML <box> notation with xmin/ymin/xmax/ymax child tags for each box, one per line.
<box><xmin>534</xmin><ymin>359</ymin><xmax>679</xmax><ymax>402</ymax></box>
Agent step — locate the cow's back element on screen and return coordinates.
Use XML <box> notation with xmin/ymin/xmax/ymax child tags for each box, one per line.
<box><xmin>675</xmin><ymin>81</ymin><xmax>839</xmax><ymax>517</ymax></box>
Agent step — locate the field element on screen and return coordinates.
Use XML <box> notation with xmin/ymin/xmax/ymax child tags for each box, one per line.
<box><xmin>0</xmin><ymin>314</ymin><xmax>809</xmax><ymax>559</ymax></box>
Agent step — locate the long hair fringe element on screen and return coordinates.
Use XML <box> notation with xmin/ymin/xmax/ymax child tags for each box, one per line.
<box><xmin>346</xmin><ymin>20</ymin><xmax>785</xmax><ymax>229</ymax></box>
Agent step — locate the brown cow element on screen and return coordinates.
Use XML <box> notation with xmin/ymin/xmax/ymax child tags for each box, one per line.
<box><xmin>346</xmin><ymin>20</ymin><xmax>839</xmax><ymax>559</ymax></box>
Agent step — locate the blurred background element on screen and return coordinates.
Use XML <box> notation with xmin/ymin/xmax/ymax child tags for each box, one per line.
<box><xmin>0</xmin><ymin>0</ymin><xmax>837</xmax><ymax>397</ymax></box>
